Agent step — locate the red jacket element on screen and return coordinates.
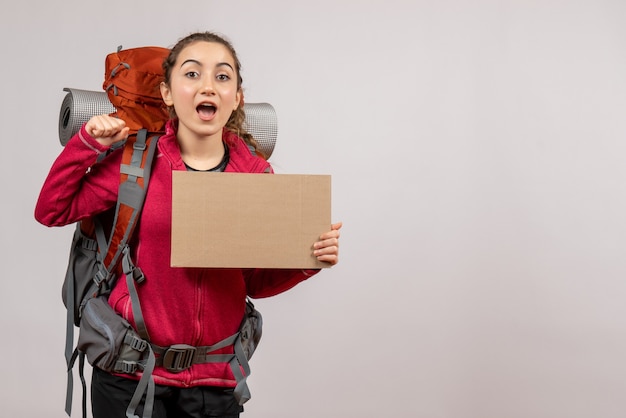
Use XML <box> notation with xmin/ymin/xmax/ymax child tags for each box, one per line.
<box><xmin>35</xmin><ymin>120</ymin><xmax>319</xmax><ymax>388</ymax></box>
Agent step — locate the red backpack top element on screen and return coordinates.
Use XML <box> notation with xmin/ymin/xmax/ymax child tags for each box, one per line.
<box><xmin>103</xmin><ymin>46</ymin><xmax>170</xmax><ymax>134</ymax></box>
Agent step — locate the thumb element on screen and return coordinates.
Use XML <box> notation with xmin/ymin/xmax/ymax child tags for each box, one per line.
<box><xmin>112</xmin><ymin>127</ymin><xmax>130</xmax><ymax>143</ymax></box>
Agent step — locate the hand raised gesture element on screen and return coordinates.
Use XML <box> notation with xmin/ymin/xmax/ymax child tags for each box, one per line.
<box><xmin>85</xmin><ymin>114</ymin><xmax>130</xmax><ymax>146</ymax></box>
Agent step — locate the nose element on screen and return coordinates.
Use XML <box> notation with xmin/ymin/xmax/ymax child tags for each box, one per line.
<box><xmin>201</xmin><ymin>77</ymin><xmax>215</xmax><ymax>94</ymax></box>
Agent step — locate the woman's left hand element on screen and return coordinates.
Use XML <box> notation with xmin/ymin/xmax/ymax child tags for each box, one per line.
<box><xmin>313</xmin><ymin>222</ymin><xmax>343</xmax><ymax>265</ymax></box>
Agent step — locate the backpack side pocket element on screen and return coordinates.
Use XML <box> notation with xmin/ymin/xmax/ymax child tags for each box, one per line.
<box><xmin>239</xmin><ymin>299</ymin><xmax>263</xmax><ymax>360</ymax></box>
<box><xmin>62</xmin><ymin>226</ymin><xmax>99</xmax><ymax>326</ymax></box>
<box><xmin>78</xmin><ymin>296</ymin><xmax>145</xmax><ymax>373</ymax></box>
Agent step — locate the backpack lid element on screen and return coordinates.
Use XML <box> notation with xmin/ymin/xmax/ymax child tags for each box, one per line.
<box><xmin>103</xmin><ymin>46</ymin><xmax>171</xmax><ymax>134</ymax></box>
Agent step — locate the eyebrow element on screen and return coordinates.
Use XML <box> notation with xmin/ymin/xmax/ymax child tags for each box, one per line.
<box><xmin>180</xmin><ymin>59</ymin><xmax>234</xmax><ymax>71</ymax></box>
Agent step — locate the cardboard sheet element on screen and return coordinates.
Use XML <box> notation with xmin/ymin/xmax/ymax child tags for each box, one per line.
<box><xmin>171</xmin><ymin>172</ymin><xmax>332</xmax><ymax>269</ymax></box>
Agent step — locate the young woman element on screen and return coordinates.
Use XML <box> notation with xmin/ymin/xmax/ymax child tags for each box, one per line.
<box><xmin>35</xmin><ymin>31</ymin><xmax>341</xmax><ymax>417</ymax></box>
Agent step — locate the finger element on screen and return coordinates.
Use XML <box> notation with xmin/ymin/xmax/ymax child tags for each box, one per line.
<box><xmin>319</xmin><ymin>229</ymin><xmax>340</xmax><ymax>241</ymax></box>
<box><xmin>317</xmin><ymin>255</ymin><xmax>338</xmax><ymax>265</ymax></box>
<box><xmin>86</xmin><ymin>114</ymin><xmax>125</xmax><ymax>138</ymax></box>
<box><xmin>319</xmin><ymin>221</ymin><xmax>343</xmax><ymax>241</ymax></box>
<box><xmin>86</xmin><ymin>115</ymin><xmax>128</xmax><ymax>146</ymax></box>
<box><xmin>314</xmin><ymin>244</ymin><xmax>338</xmax><ymax>255</ymax></box>
<box><xmin>313</xmin><ymin>237</ymin><xmax>338</xmax><ymax>251</ymax></box>
<box><xmin>111</xmin><ymin>126</ymin><xmax>130</xmax><ymax>143</ymax></box>
<box><xmin>314</xmin><ymin>246</ymin><xmax>339</xmax><ymax>265</ymax></box>
<box><xmin>86</xmin><ymin>115</ymin><xmax>110</xmax><ymax>138</ymax></box>
<box><xmin>100</xmin><ymin>116</ymin><xmax>125</xmax><ymax>137</ymax></box>
<box><xmin>85</xmin><ymin>115</ymin><xmax>104</xmax><ymax>137</ymax></box>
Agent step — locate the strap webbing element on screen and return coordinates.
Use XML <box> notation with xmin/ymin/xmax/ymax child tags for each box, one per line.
<box><xmin>103</xmin><ymin>129</ymin><xmax>158</xmax><ymax>274</ymax></box>
<box><xmin>64</xmin><ymin>228</ymin><xmax>78</xmax><ymax>416</ymax></box>
<box><xmin>64</xmin><ymin>130</ymin><xmax>160</xmax><ymax>417</ymax></box>
<box><xmin>126</xmin><ymin>345</ymin><xmax>156</xmax><ymax>418</ymax></box>
<box><xmin>78</xmin><ymin>353</ymin><xmax>87</xmax><ymax>418</ymax></box>
<box><xmin>231</xmin><ymin>337</ymin><xmax>252</xmax><ymax>405</ymax></box>
<box><xmin>123</xmin><ymin>247</ymin><xmax>149</xmax><ymax>340</ymax></box>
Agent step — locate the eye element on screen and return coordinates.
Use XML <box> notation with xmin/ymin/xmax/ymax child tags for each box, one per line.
<box><xmin>217</xmin><ymin>73</ymin><xmax>231</xmax><ymax>81</ymax></box>
<box><xmin>185</xmin><ymin>71</ymin><xmax>199</xmax><ymax>79</ymax></box>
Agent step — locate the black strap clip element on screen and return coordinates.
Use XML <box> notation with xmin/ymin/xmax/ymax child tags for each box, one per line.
<box><xmin>162</xmin><ymin>344</ymin><xmax>197</xmax><ymax>373</ymax></box>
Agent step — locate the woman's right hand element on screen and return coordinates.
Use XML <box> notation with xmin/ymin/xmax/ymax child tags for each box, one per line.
<box><xmin>85</xmin><ymin>114</ymin><xmax>130</xmax><ymax>146</ymax></box>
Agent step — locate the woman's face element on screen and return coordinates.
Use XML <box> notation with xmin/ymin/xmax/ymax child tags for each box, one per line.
<box><xmin>160</xmin><ymin>41</ymin><xmax>241</xmax><ymax>142</ymax></box>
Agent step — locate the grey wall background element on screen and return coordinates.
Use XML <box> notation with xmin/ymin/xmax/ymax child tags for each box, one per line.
<box><xmin>2</xmin><ymin>1</ymin><xmax>626</xmax><ymax>417</ymax></box>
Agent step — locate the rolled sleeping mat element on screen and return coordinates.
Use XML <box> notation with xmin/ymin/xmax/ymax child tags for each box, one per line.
<box><xmin>58</xmin><ymin>88</ymin><xmax>115</xmax><ymax>146</ymax></box>
<box><xmin>58</xmin><ymin>87</ymin><xmax>278</xmax><ymax>158</ymax></box>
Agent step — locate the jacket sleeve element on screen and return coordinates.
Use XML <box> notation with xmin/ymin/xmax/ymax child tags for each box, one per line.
<box><xmin>34</xmin><ymin>125</ymin><xmax>122</xmax><ymax>227</ymax></box>
<box><xmin>243</xmin><ymin>268</ymin><xmax>321</xmax><ymax>298</ymax></box>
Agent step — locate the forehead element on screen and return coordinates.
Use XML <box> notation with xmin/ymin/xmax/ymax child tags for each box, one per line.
<box><xmin>177</xmin><ymin>41</ymin><xmax>236</xmax><ymax>68</ymax></box>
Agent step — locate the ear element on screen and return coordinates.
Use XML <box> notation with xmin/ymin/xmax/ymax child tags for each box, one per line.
<box><xmin>160</xmin><ymin>82</ymin><xmax>173</xmax><ymax>106</ymax></box>
<box><xmin>234</xmin><ymin>89</ymin><xmax>242</xmax><ymax>111</ymax></box>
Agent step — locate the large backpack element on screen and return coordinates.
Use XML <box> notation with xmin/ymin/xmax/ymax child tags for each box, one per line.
<box><xmin>61</xmin><ymin>45</ymin><xmax>263</xmax><ymax>418</ymax></box>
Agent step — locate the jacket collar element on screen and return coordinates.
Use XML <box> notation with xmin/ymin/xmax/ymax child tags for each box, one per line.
<box><xmin>157</xmin><ymin>119</ymin><xmax>271</xmax><ymax>173</ymax></box>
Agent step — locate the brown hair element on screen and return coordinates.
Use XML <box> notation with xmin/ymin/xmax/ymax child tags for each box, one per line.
<box><xmin>162</xmin><ymin>32</ymin><xmax>264</xmax><ymax>158</ymax></box>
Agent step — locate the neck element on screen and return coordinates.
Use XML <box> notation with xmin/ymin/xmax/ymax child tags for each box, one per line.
<box><xmin>178</xmin><ymin>128</ymin><xmax>226</xmax><ymax>171</ymax></box>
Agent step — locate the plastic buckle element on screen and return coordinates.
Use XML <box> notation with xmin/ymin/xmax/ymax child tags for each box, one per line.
<box><xmin>125</xmin><ymin>334</ymin><xmax>148</xmax><ymax>352</ymax></box>
<box><xmin>115</xmin><ymin>360</ymin><xmax>138</xmax><ymax>374</ymax></box>
<box><xmin>133</xmin><ymin>139</ymin><xmax>147</xmax><ymax>151</ymax></box>
<box><xmin>162</xmin><ymin>344</ymin><xmax>196</xmax><ymax>373</ymax></box>
<box><xmin>80</xmin><ymin>236</ymin><xmax>98</xmax><ymax>251</ymax></box>
<box><xmin>93</xmin><ymin>267</ymin><xmax>109</xmax><ymax>287</ymax></box>
<box><xmin>132</xmin><ymin>266</ymin><xmax>146</xmax><ymax>284</ymax></box>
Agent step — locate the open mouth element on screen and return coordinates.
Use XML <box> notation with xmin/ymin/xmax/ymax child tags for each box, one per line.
<box><xmin>197</xmin><ymin>103</ymin><xmax>216</xmax><ymax>120</ymax></box>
